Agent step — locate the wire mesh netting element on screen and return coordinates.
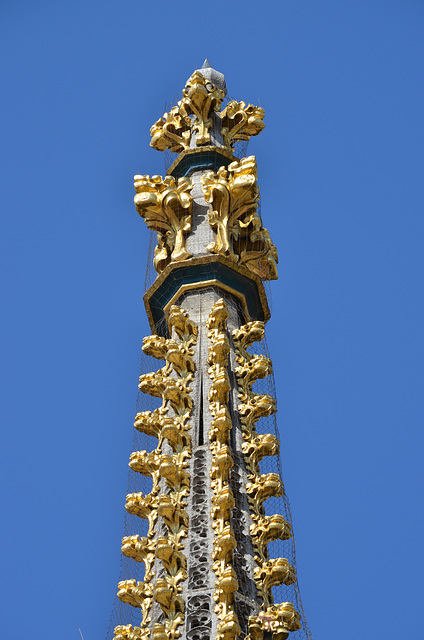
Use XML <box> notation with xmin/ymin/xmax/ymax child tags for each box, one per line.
<box><xmin>107</xmin><ymin>85</ymin><xmax>311</xmax><ymax>639</ymax></box>
<box><xmin>106</xmin><ymin>304</ymin><xmax>312</xmax><ymax>639</ymax></box>
<box><xmin>106</xmin><ymin>351</ymin><xmax>160</xmax><ymax>635</ymax></box>
<box><xmin>244</xmin><ymin>334</ymin><xmax>313</xmax><ymax>640</ymax></box>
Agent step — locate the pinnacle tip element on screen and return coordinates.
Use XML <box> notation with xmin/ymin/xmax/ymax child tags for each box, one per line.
<box><xmin>201</xmin><ymin>58</ymin><xmax>212</xmax><ymax>69</ymax></box>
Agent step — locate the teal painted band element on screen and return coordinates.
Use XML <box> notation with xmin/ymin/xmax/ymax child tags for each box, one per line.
<box><xmin>169</xmin><ymin>150</ymin><xmax>233</xmax><ymax>178</ymax></box>
<box><xmin>147</xmin><ymin>261</ymin><xmax>265</xmax><ymax>334</ymax></box>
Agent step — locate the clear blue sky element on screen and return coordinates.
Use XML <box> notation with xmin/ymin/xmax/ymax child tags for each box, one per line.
<box><xmin>1</xmin><ymin>1</ymin><xmax>423</xmax><ymax>639</ymax></box>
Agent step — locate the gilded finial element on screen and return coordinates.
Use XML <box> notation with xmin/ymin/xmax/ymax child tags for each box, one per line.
<box><xmin>149</xmin><ymin>65</ymin><xmax>263</xmax><ymax>155</ymax></box>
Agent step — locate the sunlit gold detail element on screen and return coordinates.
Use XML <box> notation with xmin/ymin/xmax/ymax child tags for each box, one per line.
<box><xmin>125</xmin><ymin>492</ymin><xmax>159</xmax><ymax>538</ymax></box>
<box><xmin>116</xmin><ymin>65</ymin><xmax>311</xmax><ymax>639</ymax></box>
<box><xmin>250</xmin><ymin>514</ymin><xmax>292</xmax><ymax>565</ymax></box>
<box><xmin>117</xmin><ymin>580</ymin><xmax>154</xmax><ymax>631</ymax></box>
<box><xmin>150</xmin><ymin>106</ymin><xmax>191</xmax><ymax>154</ymax></box>
<box><xmin>211</xmin><ymin>486</ymin><xmax>235</xmax><ymax>525</ymax></box>
<box><xmin>169</xmin><ymin>304</ymin><xmax>197</xmax><ymax>338</ymax></box>
<box><xmin>129</xmin><ymin>450</ymin><xmax>162</xmax><ymax>489</ymax></box>
<box><xmin>121</xmin><ymin>536</ymin><xmax>157</xmax><ymax>582</ymax></box>
<box><xmin>202</xmin><ymin>156</ymin><xmax>258</xmax><ymax>261</ymax></box>
<box><xmin>241</xmin><ymin>433</ymin><xmax>279</xmax><ymax>475</ymax></box>
<box><xmin>246</xmin><ymin>473</ymin><xmax>284</xmax><ymax>512</ymax></box>
<box><xmin>151</xmin><ymin>624</ymin><xmax>169</xmax><ymax>640</ymax></box>
<box><xmin>201</xmin><ymin>156</ymin><xmax>278</xmax><ymax>280</ymax></box>
<box><xmin>232</xmin><ymin>321</ymin><xmax>275</xmax><ymax>439</ymax></box>
<box><xmin>156</xmin><ymin>537</ymin><xmax>187</xmax><ymax>581</ymax></box>
<box><xmin>117</xmin><ymin>306</ymin><xmax>197</xmax><ymax>639</ymax></box>
<box><xmin>206</xmin><ymin>299</ymin><xmax>240</xmax><ymax>640</ymax></box>
<box><xmin>221</xmin><ymin>100</ymin><xmax>265</xmax><ymax>149</ymax></box>
<box><xmin>150</xmin><ymin>71</ymin><xmax>224</xmax><ymax>153</ymax></box>
<box><xmin>254</xmin><ymin>559</ymin><xmax>297</xmax><ymax>609</ymax></box>
<box><xmin>209</xmin><ymin>406</ymin><xmax>232</xmax><ymax>446</ymax></box>
<box><xmin>113</xmin><ymin>624</ymin><xmax>151</xmax><ymax>640</ymax></box>
<box><xmin>235</xmin><ymin>353</ymin><xmax>273</xmax><ymax>398</ymax></box>
<box><xmin>247</xmin><ymin>603</ymin><xmax>302</xmax><ymax>640</ymax></box>
<box><xmin>238</xmin><ymin>394</ymin><xmax>277</xmax><ymax>439</ymax></box>
<box><xmin>232</xmin><ymin>321</ymin><xmax>300</xmax><ymax>626</ymax></box>
<box><xmin>157</xmin><ymin>494</ymin><xmax>189</xmax><ymax>544</ymax></box>
<box><xmin>150</xmin><ymin>71</ymin><xmax>264</xmax><ymax>156</ymax></box>
<box><xmin>181</xmin><ymin>71</ymin><xmax>224</xmax><ymax>146</ymax></box>
<box><xmin>234</xmin><ymin>320</ymin><xmax>265</xmax><ymax>349</ymax></box>
<box><xmin>216</xmin><ymin>611</ymin><xmax>241</xmax><ymax>640</ymax></box>
<box><xmin>134</xmin><ymin>174</ymin><xmax>193</xmax><ymax>272</ymax></box>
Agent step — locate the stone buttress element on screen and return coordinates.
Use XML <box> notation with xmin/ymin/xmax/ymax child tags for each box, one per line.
<box><xmin>110</xmin><ymin>61</ymin><xmax>311</xmax><ymax>640</ymax></box>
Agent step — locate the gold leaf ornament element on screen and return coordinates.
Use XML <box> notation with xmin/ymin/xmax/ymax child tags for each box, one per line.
<box><xmin>201</xmin><ymin>156</ymin><xmax>278</xmax><ymax>280</ymax></box>
<box><xmin>220</xmin><ymin>100</ymin><xmax>265</xmax><ymax>149</ymax></box>
<box><xmin>134</xmin><ymin>174</ymin><xmax>193</xmax><ymax>272</ymax></box>
<box><xmin>113</xmin><ymin>624</ymin><xmax>151</xmax><ymax>640</ymax></box>
<box><xmin>150</xmin><ymin>71</ymin><xmax>224</xmax><ymax>152</ymax></box>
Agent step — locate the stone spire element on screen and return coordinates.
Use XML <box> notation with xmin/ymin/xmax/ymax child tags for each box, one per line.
<box><xmin>108</xmin><ymin>65</ymin><xmax>312</xmax><ymax>640</ymax></box>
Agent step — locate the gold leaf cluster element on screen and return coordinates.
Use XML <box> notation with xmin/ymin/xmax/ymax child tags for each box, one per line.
<box><xmin>114</xmin><ymin>306</ymin><xmax>197</xmax><ymax>640</ymax></box>
<box><xmin>114</xmin><ymin>623</ymin><xmax>151</xmax><ymax>640</ymax></box>
<box><xmin>134</xmin><ymin>174</ymin><xmax>193</xmax><ymax>272</ymax></box>
<box><xmin>201</xmin><ymin>156</ymin><xmax>278</xmax><ymax>281</ymax></box>
<box><xmin>150</xmin><ymin>72</ymin><xmax>264</xmax><ymax>154</ymax></box>
<box><xmin>247</xmin><ymin>602</ymin><xmax>302</xmax><ymax>640</ymax></box>
<box><xmin>207</xmin><ymin>299</ymin><xmax>241</xmax><ymax>640</ymax></box>
<box><xmin>221</xmin><ymin>101</ymin><xmax>265</xmax><ymax>149</ymax></box>
<box><xmin>232</xmin><ymin>322</ymin><xmax>301</xmax><ymax>635</ymax></box>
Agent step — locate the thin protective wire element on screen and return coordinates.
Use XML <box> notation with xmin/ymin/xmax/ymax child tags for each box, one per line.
<box><xmin>106</xmin><ymin>288</ymin><xmax>312</xmax><ymax>639</ymax></box>
<box><xmin>107</xmin><ymin>87</ymin><xmax>309</xmax><ymax>640</ymax></box>
<box><xmin>247</xmin><ymin>333</ymin><xmax>313</xmax><ymax>640</ymax></box>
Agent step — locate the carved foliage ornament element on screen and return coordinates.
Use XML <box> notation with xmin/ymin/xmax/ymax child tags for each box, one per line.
<box><xmin>113</xmin><ymin>625</ymin><xmax>151</xmax><ymax>640</ymax></box>
<box><xmin>150</xmin><ymin>71</ymin><xmax>264</xmax><ymax>154</ymax></box>
<box><xmin>134</xmin><ymin>174</ymin><xmax>193</xmax><ymax>273</ymax></box>
<box><xmin>232</xmin><ymin>321</ymin><xmax>301</xmax><ymax>627</ymax></box>
<box><xmin>115</xmin><ymin>306</ymin><xmax>197</xmax><ymax>640</ymax></box>
<box><xmin>247</xmin><ymin>603</ymin><xmax>302</xmax><ymax>640</ymax></box>
<box><xmin>206</xmin><ymin>299</ymin><xmax>241</xmax><ymax>640</ymax></box>
<box><xmin>201</xmin><ymin>156</ymin><xmax>278</xmax><ymax>281</ymax></box>
<box><xmin>221</xmin><ymin>100</ymin><xmax>265</xmax><ymax>148</ymax></box>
